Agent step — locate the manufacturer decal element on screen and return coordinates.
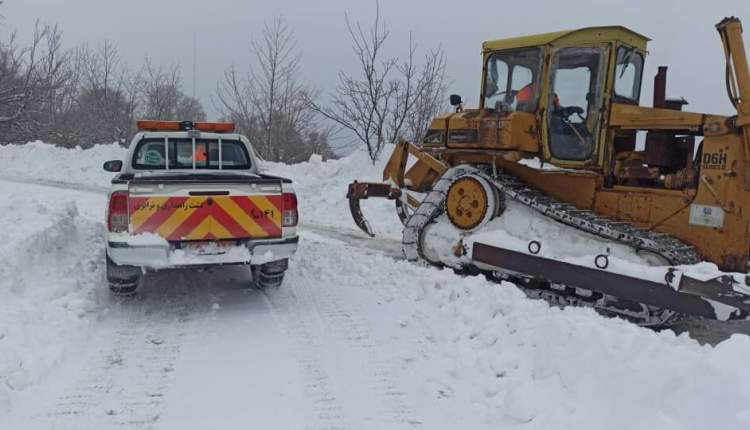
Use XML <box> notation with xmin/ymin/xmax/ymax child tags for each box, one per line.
<box><xmin>702</xmin><ymin>152</ymin><xmax>727</xmax><ymax>170</ymax></box>
<box><xmin>689</xmin><ymin>204</ymin><xmax>724</xmax><ymax>228</ymax></box>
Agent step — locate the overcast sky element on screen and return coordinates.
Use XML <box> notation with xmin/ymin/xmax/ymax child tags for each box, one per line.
<box><xmin>3</xmin><ymin>0</ymin><xmax>750</xmax><ymax>121</ymax></box>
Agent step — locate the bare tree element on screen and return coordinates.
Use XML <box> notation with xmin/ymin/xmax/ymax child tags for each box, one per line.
<box><xmin>311</xmin><ymin>2</ymin><xmax>449</xmax><ymax>162</ymax></box>
<box><xmin>69</xmin><ymin>41</ymin><xmax>138</xmax><ymax>144</ymax></box>
<box><xmin>216</xmin><ymin>64</ymin><xmax>255</xmax><ymax>136</ymax></box>
<box><xmin>36</xmin><ymin>43</ymin><xmax>87</xmax><ymax>144</ymax></box>
<box><xmin>253</xmin><ymin>18</ymin><xmax>298</xmax><ymax>160</ymax></box>
<box><xmin>0</xmin><ymin>22</ymin><xmax>69</xmax><ymax>143</ymax></box>
<box><xmin>175</xmin><ymin>94</ymin><xmax>206</xmax><ymax>121</ymax></box>
<box><xmin>403</xmin><ymin>47</ymin><xmax>449</xmax><ymax>143</ymax></box>
<box><xmin>310</xmin><ymin>3</ymin><xmax>397</xmax><ymax>162</ymax></box>
<box><xmin>216</xmin><ymin>17</ymin><xmax>334</xmax><ymax>163</ymax></box>
<box><xmin>141</xmin><ymin>60</ymin><xmax>181</xmax><ymax>120</ymax></box>
<box><xmin>140</xmin><ymin>60</ymin><xmax>205</xmax><ymax>121</ymax></box>
<box><xmin>0</xmin><ymin>9</ymin><xmax>208</xmax><ymax>147</ymax></box>
<box><xmin>387</xmin><ymin>36</ymin><xmax>449</xmax><ymax>143</ymax></box>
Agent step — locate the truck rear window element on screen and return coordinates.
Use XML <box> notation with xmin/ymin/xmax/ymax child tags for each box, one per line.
<box><xmin>132</xmin><ymin>138</ymin><xmax>252</xmax><ymax>170</ymax></box>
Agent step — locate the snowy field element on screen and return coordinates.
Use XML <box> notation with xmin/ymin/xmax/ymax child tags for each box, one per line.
<box><xmin>2</xmin><ymin>142</ymin><xmax>750</xmax><ymax>429</ymax></box>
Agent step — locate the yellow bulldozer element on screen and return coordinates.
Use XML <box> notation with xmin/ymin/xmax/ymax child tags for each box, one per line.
<box><xmin>347</xmin><ymin>17</ymin><xmax>750</xmax><ymax>326</ymax></box>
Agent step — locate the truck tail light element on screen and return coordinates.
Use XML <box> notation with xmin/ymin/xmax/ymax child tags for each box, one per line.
<box><xmin>282</xmin><ymin>193</ymin><xmax>298</xmax><ymax>227</ymax></box>
<box><xmin>108</xmin><ymin>191</ymin><xmax>129</xmax><ymax>232</ymax></box>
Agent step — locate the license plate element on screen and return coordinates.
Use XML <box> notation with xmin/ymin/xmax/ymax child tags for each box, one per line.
<box><xmin>182</xmin><ymin>241</ymin><xmax>234</xmax><ymax>255</ymax></box>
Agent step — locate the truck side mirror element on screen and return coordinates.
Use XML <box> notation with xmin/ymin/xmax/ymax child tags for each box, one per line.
<box><xmin>103</xmin><ymin>160</ymin><xmax>123</xmax><ymax>172</ymax></box>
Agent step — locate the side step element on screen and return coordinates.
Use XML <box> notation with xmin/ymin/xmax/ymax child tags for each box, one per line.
<box><xmin>471</xmin><ymin>242</ymin><xmax>750</xmax><ymax>321</ymax></box>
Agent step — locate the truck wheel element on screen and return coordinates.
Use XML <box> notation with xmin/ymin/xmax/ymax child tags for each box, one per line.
<box><xmin>106</xmin><ymin>254</ymin><xmax>141</xmax><ymax>295</ymax></box>
<box><xmin>254</xmin><ymin>259</ymin><xmax>288</xmax><ymax>288</ymax></box>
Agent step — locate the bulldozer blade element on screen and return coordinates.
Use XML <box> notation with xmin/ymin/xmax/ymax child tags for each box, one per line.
<box><xmin>669</xmin><ymin>272</ymin><xmax>750</xmax><ymax>319</ymax></box>
<box><xmin>346</xmin><ymin>181</ymin><xmax>402</xmax><ymax>238</ymax></box>
<box><xmin>471</xmin><ymin>242</ymin><xmax>750</xmax><ymax>321</ymax></box>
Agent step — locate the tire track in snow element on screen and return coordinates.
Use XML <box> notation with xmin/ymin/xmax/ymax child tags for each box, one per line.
<box><xmin>264</xmin><ymin>240</ymin><xmax>422</xmax><ymax>429</ymax></box>
<box><xmin>310</xmin><ymin>282</ymin><xmax>422</xmax><ymax>427</ymax></box>
<box><xmin>0</xmin><ymin>176</ymin><xmax>109</xmax><ymax>195</ymax></box>
<box><xmin>262</xmin><ymin>284</ymin><xmax>350</xmax><ymax>430</ymax></box>
<box><xmin>299</xmin><ymin>224</ymin><xmax>404</xmax><ymax>260</ymax></box>
<box><xmin>41</xmin><ymin>273</ymin><xmax>202</xmax><ymax>429</ymax></box>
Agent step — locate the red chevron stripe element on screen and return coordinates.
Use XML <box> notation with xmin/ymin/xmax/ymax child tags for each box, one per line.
<box><xmin>232</xmin><ymin>197</ymin><xmax>282</xmax><ymax>237</ymax></box>
<box><xmin>209</xmin><ymin>203</ymin><xmax>255</xmax><ymax>238</ymax></box>
<box><xmin>167</xmin><ymin>203</ymin><xmax>212</xmax><ymax>240</ymax></box>
<box><xmin>129</xmin><ymin>197</ymin><xmax>189</xmax><ymax>234</ymax></box>
<box><xmin>265</xmin><ymin>195</ymin><xmax>283</xmax><ymax>213</ymax></box>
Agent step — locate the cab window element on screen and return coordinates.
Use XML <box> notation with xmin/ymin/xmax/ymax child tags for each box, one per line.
<box><xmin>132</xmin><ymin>138</ymin><xmax>251</xmax><ymax>170</ymax></box>
<box><xmin>547</xmin><ymin>47</ymin><xmax>605</xmax><ymax>161</ymax></box>
<box><xmin>483</xmin><ymin>48</ymin><xmax>542</xmax><ymax>113</ymax></box>
<box><xmin>134</xmin><ymin>140</ymin><xmax>167</xmax><ymax>168</ymax></box>
<box><xmin>614</xmin><ymin>46</ymin><xmax>643</xmax><ymax>102</ymax></box>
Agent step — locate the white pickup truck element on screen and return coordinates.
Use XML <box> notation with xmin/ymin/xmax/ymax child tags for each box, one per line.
<box><xmin>102</xmin><ymin>120</ymin><xmax>298</xmax><ymax>294</ymax></box>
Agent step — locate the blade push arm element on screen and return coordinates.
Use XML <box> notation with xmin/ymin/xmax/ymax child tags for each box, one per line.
<box><xmin>717</xmin><ymin>17</ymin><xmax>750</xmax><ymax>189</ymax></box>
<box><xmin>717</xmin><ymin>17</ymin><xmax>750</xmax><ymax>123</ymax></box>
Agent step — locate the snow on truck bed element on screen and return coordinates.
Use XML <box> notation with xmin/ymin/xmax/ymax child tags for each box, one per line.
<box><xmin>1</xmin><ymin>141</ymin><xmax>750</xmax><ymax>429</ymax></box>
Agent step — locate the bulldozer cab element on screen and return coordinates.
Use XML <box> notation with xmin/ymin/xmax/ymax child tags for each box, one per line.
<box><xmin>481</xmin><ymin>27</ymin><xmax>649</xmax><ymax>169</ymax></box>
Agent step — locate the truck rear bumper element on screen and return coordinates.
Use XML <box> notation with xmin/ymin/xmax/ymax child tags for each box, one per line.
<box><xmin>107</xmin><ymin>236</ymin><xmax>298</xmax><ymax>269</ymax></box>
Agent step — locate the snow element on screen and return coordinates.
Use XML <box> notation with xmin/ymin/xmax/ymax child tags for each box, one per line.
<box><xmin>263</xmin><ymin>147</ymin><xmax>404</xmax><ymax>239</ymax></box>
<box><xmin>111</xmin><ymin>231</ymin><xmax>168</xmax><ymax>246</ymax></box>
<box><xmin>422</xmin><ymin>198</ymin><xmax>664</xmax><ymax>269</ymax></box>
<box><xmin>518</xmin><ymin>156</ymin><xmax>576</xmax><ymax>171</ymax></box>
<box><xmin>0</xmin><ymin>183</ymin><xmax>105</xmax><ymax>414</ymax></box>
<box><xmin>292</xmin><ymin>239</ymin><xmax>750</xmax><ymax>429</ymax></box>
<box><xmin>0</xmin><ymin>141</ymin><xmax>125</xmax><ymax>188</ymax></box>
<box><xmin>1</xmin><ymin>141</ymin><xmax>750</xmax><ymax>428</ymax></box>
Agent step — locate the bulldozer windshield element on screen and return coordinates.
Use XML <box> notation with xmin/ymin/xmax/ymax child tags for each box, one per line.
<box><xmin>613</xmin><ymin>46</ymin><xmax>644</xmax><ymax>102</ymax></box>
<box><xmin>547</xmin><ymin>46</ymin><xmax>606</xmax><ymax>161</ymax></box>
<box><xmin>483</xmin><ymin>48</ymin><xmax>542</xmax><ymax>113</ymax></box>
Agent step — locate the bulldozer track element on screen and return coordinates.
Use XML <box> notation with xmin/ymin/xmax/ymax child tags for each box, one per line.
<box><xmin>402</xmin><ymin>164</ymin><xmax>701</xmax><ymax>326</ymax></box>
<box><xmin>492</xmin><ymin>172</ymin><xmax>701</xmax><ymax>266</ymax></box>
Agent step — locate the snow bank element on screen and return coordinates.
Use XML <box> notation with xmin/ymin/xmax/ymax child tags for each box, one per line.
<box><xmin>0</xmin><ymin>185</ymin><xmax>104</xmax><ymax>415</ymax></box>
<box><xmin>0</xmin><ymin>141</ymin><xmax>403</xmax><ymax>236</ymax></box>
<box><xmin>0</xmin><ymin>141</ymin><xmax>125</xmax><ymax>188</ymax></box>
<box><xmin>292</xmin><ymin>236</ymin><xmax>750</xmax><ymax>429</ymax></box>
<box><xmin>424</xmin><ymin>277</ymin><xmax>750</xmax><ymax>429</ymax></box>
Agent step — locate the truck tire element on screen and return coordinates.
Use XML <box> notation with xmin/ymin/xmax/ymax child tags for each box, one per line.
<box><xmin>106</xmin><ymin>254</ymin><xmax>141</xmax><ymax>295</ymax></box>
<box><xmin>254</xmin><ymin>259</ymin><xmax>288</xmax><ymax>288</ymax></box>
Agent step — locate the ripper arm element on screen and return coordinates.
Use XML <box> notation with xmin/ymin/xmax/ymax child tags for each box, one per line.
<box><xmin>347</xmin><ymin>141</ymin><xmax>447</xmax><ymax>237</ymax></box>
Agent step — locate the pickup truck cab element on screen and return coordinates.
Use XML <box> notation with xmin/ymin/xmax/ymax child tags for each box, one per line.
<box><xmin>103</xmin><ymin>120</ymin><xmax>298</xmax><ymax>294</ymax></box>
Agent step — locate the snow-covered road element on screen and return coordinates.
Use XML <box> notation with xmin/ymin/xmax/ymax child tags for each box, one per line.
<box><xmin>0</xmin><ymin>179</ymin><xmax>466</xmax><ymax>429</ymax></box>
<box><xmin>5</xmin><ymin>247</ymin><xmax>434</xmax><ymax>430</ymax></box>
<box><xmin>4</xmin><ymin>143</ymin><xmax>750</xmax><ymax>429</ymax></box>
<box><xmin>0</xmin><ymin>179</ymin><xmax>476</xmax><ymax>428</ymax></box>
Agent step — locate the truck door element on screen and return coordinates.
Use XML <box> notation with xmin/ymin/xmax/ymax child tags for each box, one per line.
<box><xmin>545</xmin><ymin>46</ymin><xmax>607</xmax><ymax>164</ymax></box>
